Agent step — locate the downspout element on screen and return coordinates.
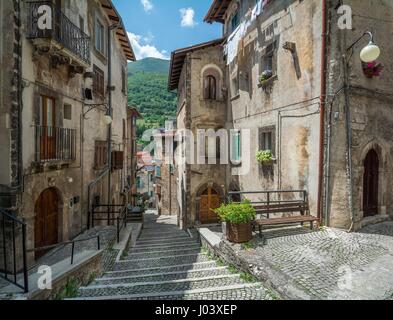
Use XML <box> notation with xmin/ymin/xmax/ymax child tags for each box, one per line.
<box><xmin>317</xmin><ymin>0</ymin><xmax>328</xmax><ymax>226</ymax></box>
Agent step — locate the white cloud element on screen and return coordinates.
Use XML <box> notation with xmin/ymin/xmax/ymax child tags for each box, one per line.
<box><xmin>180</xmin><ymin>8</ymin><xmax>198</xmax><ymax>28</ymax></box>
<box><xmin>128</xmin><ymin>32</ymin><xmax>168</xmax><ymax>60</ymax></box>
<box><xmin>141</xmin><ymin>0</ymin><xmax>153</xmax><ymax>13</ymax></box>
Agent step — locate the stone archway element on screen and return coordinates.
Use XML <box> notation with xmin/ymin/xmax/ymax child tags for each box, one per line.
<box><xmin>358</xmin><ymin>141</ymin><xmax>388</xmax><ymax>220</ymax></box>
<box><xmin>34</xmin><ymin>188</ymin><xmax>62</xmax><ymax>260</ymax></box>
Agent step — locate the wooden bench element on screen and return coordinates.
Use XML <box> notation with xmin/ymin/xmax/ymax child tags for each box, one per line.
<box><xmin>228</xmin><ymin>190</ymin><xmax>319</xmax><ymax>239</ymax></box>
<box><xmin>253</xmin><ymin>201</ymin><xmax>318</xmax><ymax>238</ymax></box>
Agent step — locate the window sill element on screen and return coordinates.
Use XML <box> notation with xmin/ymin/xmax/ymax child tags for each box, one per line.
<box><xmin>230</xmin><ymin>94</ymin><xmax>240</xmax><ymax>101</ymax></box>
<box><xmin>258</xmin><ymin>75</ymin><xmax>278</xmax><ymax>89</ymax></box>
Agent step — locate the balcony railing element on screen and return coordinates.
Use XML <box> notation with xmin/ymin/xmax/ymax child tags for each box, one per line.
<box><xmin>34</xmin><ymin>126</ymin><xmax>77</xmax><ymax>163</ymax></box>
<box><xmin>27</xmin><ymin>2</ymin><xmax>91</xmax><ymax>64</ymax></box>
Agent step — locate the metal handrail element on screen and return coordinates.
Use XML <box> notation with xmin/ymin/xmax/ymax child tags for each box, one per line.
<box><xmin>28</xmin><ymin>235</ymin><xmax>101</xmax><ymax>266</ymax></box>
<box><xmin>0</xmin><ymin>208</ymin><xmax>28</xmax><ymax>293</ymax></box>
<box><xmin>91</xmin><ymin>205</ymin><xmax>128</xmax><ymax>243</ymax></box>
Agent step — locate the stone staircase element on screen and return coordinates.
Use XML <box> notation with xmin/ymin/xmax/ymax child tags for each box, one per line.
<box><xmin>72</xmin><ymin>215</ymin><xmax>274</xmax><ymax>300</ymax></box>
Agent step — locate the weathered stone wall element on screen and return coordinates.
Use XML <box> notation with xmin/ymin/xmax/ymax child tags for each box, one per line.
<box><xmin>156</xmin><ymin>164</ymin><xmax>178</xmax><ymax>216</ymax></box>
<box><xmin>326</xmin><ymin>0</ymin><xmax>393</xmax><ymax>229</ymax></box>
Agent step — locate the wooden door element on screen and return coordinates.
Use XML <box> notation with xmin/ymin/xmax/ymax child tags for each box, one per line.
<box><xmin>200</xmin><ymin>188</ymin><xmax>221</xmax><ymax>224</ymax></box>
<box><xmin>40</xmin><ymin>96</ymin><xmax>56</xmax><ymax>160</ymax></box>
<box><xmin>363</xmin><ymin>150</ymin><xmax>379</xmax><ymax>217</ymax></box>
<box><xmin>34</xmin><ymin>188</ymin><xmax>59</xmax><ymax>259</ymax></box>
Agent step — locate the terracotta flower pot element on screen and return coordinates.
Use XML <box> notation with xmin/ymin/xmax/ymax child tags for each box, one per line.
<box><xmin>226</xmin><ymin>222</ymin><xmax>253</xmax><ymax>243</ymax></box>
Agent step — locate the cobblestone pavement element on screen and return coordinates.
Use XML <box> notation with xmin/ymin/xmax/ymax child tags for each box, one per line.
<box><xmin>73</xmin><ymin>213</ymin><xmax>278</xmax><ymax>300</ymax></box>
<box><xmin>217</xmin><ymin>222</ymin><xmax>393</xmax><ymax>300</ymax></box>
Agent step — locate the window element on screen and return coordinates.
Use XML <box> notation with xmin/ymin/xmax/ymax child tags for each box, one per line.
<box><xmin>204</xmin><ymin>75</ymin><xmax>217</xmax><ymax>100</ymax></box>
<box><xmin>155</xmin><ymin>166</ymin><xmax>161</xmax><ymax>178</ymax></box>
<box><xmin>230</xmin><ymin>11</ymin><xmax>239</xmax><ymax>33</ymax></box>
<box><xmin>79</xmin><ymin>16</ymin><xmax>85</xmax><ymax>33</ymax></box>
<box><xmin>95</xmin><ymin>17</ymin><xmax>105</xmax><ymax>55</ymax></box>
<box><xmin>261</xmin><ymin>41</ymin><xmax>278</xmax><ymax>76</ymax></box>
<box><xmin>63</xmin><ymin>104</ymin><xmax>72</xmax><ymax>120</ymax></box>
<box><xmin>231</xmin><ymin>131</ymin><xmax>241</xmax><ymax>163</ymax></box>
<box><xmin>93</xmin><ymin>65</ymin><xmax>105</xmax><ymax>96</ymax></box>
<box><xmin>136</xmin><ymin>176</ymin><xmax>142</xmax><ymax>189</ymax></box>
<box><xmin>259</xmin><ymin>127</ymin><xmax>276</xmax><ymax>156</ymax></box>
<box><xmin>122</xmin><ymin>68</ymin><xmax>127</xmax><ymax>94</ymax></box>
<box><xmin>112</xmin><ymin>151</ymin><xmax>124</xmax><ymax>170</ymax></box>
<box><xmin>94</xmin><ymin>141</ymin><xmax>108</xmax><ymax>169</ymax></box>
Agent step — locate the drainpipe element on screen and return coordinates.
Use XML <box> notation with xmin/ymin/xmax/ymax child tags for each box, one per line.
<box><xmin>317</xmin><ymin>0</ymin><xmax>328</xmax><ymax>226</ymax></box>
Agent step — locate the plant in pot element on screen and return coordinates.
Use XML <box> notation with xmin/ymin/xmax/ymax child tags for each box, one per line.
<box><xmin>214</xmin><ymin>200</ymin><xmax>256</xmax><ymax>243</ymax></box>
<box><xmin>256</xmin><ymin>150</ymin><xmax>274</xmax><ymax>166</ymax></box>
<box><xmin>259</xmin><ymin>70</ymin><xmax>273</xmax><ymax>84</ymax></box>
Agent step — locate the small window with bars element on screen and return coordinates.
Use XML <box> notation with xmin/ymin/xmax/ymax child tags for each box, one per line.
<box><xmin>259</xmin><ymin>126</ymin><xmax>276</xmax><ymax>156</ymax></box>
<box><xmin>94</xmin><ymin>141</ymin><xmax>108</xmax><ymax>170</ymax></box>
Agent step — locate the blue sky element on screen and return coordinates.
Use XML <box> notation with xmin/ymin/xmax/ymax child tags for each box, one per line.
<box><xmin>112</xmin><ymin>0</ymin><xmax>222</xmax><ymax>60</ymax></box>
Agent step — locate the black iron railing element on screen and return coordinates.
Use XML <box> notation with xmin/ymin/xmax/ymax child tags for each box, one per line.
<box><xmin>27</xmin><ymin>2</ymin><xmax>91</xmax><ymax>64</ymax></box>
<box><xmin>28</xmin><ymin>235</ymin><xmax>101</xmax><ymax>266</ymax></box>
<box><xmin>91</xmin><ymin>205</ymin><xmax>128</xmax><ymax>243</ymax></box>
<box><xmin>0</xmin><ymin>209</ymin><xmax>28</xmax><ymax>293</ymax></box>
<box><xmin>34</xmin><ymin>126</ymin><xmax>76</xmax><ymax>163</ymax></box>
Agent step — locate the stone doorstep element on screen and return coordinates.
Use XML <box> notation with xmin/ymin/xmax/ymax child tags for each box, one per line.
<box><xmin>127</xmin><ymin>246</ymin><xmax>202</xmax><ymax>256</ymax></box>
<box><xmin>68</xmin><ymin>283</ymin><xmax>261</xmax><ymax>301</ymax></box>
<box><xmin>79</xmin><ymin>274</ymin><xmax>241</xmax><ymax>290</ymax></box>
<box><xmin>117</xmin><ymin>253</ymin><xmax>206</xmax><ymax>263</ymax></box>
<box><xmin>97</xmin><ymin>267</ymin><xmax>228</xmax><ymax>281</ymax></box>
<box><xmin>131</xmin><ymin>242</ymin><xmax>201</xmax><ymax>251</ymax></box>
<box><xmin>105</xmin><ymin>261</ymin><xmax>216</xmax><ymax>274</ymax></box>
<box><xmin>1</xmin><ymin>250</ymin><xmax>103</xmax><ymax>299</ymax></box>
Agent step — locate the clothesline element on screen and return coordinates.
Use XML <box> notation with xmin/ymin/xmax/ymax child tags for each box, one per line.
<box><xmin>224</xmin><ymin>0</ymin><xmax>273</xmax><ymax>65</ymax></box>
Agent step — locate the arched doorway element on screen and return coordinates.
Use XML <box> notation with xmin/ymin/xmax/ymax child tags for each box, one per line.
<box><xmin>34</xmin><ymin>188</ymin><xmax>60</xmax><ymax>259</ymax></box>
<box><xmin>199</xmin><ymin>187</ymin><xmax>221</xmax><ymax>224</ymax></box>
<box><xmin>363</xmin><ymin>149</ymin><xmax>379</xmax><ymax>217</ymax></box>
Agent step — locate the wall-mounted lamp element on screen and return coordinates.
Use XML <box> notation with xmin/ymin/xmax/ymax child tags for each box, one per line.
<box><xmin>103</xmin><ymin>113</ymin><xmax>113</xmax><ymax>126</ymax></box>
<box><xmin>347</xmin><ymin>31</ymin><xmax>381</xmax><ymax>63</ymax></box>
<box><xmin>83</xmin><ymin>103</ymin><xmax>109</xmax><ymax>119</ymax></box>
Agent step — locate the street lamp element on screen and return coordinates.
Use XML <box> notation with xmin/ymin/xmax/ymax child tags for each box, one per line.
<box><xmin>103</xmin><ymin>114</ymin><xmax>113</xmax><ymax>125</ymax></box>
<box><xmin>347</xmin><ymin>31</ymin><xmax>381</xmax><ymax>62</ymax></box>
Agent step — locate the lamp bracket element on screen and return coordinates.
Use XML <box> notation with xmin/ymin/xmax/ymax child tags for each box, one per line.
<box><xmin>83</xmin><ymin>103</ymin><xmax>109</xmax><ymax>119</ymax></box>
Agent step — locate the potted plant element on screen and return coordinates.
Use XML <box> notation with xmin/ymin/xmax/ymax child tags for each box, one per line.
<box><xmin>259</xmin><ymin>70</ymin><xmax>273</xmax><ymax>84</ymax></box>
<box><xmin>214</xmin><ymin>200</ymin><xmax>256</xmax><ymax>243</ymax></box>
<box><xmin>256</xmin><ymin>150</ymin><xmax>274</xmax><ymax>166</ymax></box>
<box><xmin>362</xmin><ymin>61</ymin><xmax>384</xmax><ymax>78</ymax></box>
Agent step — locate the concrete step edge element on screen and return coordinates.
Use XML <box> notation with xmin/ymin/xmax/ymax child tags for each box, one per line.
<box><xmin>118</xmin><ymin>253</ymin><xmax>206</xmax><ymax>263</ymax></box>
<box><xmin>98</xmin><ymin>267</ymin><xmax>228</xmax><ymax>281</ymax></box>
<box><xmin>69</xmin><ymin>283</ymin><xmax>261</xmax><ymax>300</ymax></box>
<box><xmin>104</xmin><ymin>261</ymin><xmax>217</xmax><ymax>274</ymax></box>
<box><xmin>79</xmin><ymin>274</ymin><xmax>241</xmax><ymax>290</ymax></box>
<box><xmin>126</xmin><ymin>246</ymin><xmax>201</xmax><ymax>256</ymax></box>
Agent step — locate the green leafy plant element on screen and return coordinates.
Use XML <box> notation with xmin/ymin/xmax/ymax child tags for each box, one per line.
<box><xmin>213</xmin><ymin>200</ymin><xmax>256</xmax><ymax>224</ymax></box>
<box><xmin>259</xmin><ymin>70</ymin><xmax>273</xmax><ymax>83</ymax></box>
<box><xmin>55</xmin><ymin>278</ymin><xmax>79</xmax><ymax>300</ymax></box>
<box><xmin>256</xmin><ymin>150</ymin><xmax>274</xmax><ymax>165</ymax></box>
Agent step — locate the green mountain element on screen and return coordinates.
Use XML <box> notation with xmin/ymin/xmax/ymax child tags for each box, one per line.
<box><xmin>128</xmin><ymin>57</ymin><xmax>170</xmax><ymax>74</ymax></box>
<box><xmin>127</xmin><ymin>58</ymin><xmax>177</xmax><ymax>145</ymax></box>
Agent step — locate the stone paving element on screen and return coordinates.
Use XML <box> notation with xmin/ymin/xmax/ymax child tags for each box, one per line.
<box><xmin>211</xmin><ymin>221</ymin><xmax>393</xmax><ymax>300</ymax></box>
<box><xmin>72</xmin><ymin>213</ymin><xmax>278</xmax><ymax>300</ymax></box>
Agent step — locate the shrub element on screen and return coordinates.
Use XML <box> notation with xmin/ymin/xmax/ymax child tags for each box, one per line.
<box><xmin>213</xmin><ymin>200</ymin><xmax>256</xmax><ymax>224</ymax></box>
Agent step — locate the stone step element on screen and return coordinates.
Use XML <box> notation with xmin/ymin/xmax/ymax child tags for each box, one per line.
<box><xmin>124</xmin><ymin>247</ymin><xmax>202</xmax><ymax>259</ymax></box>
<box><xmin>138</xmin><ymin>231</ymin><xmax>189</xmax><ymax>239</ymax></box>
<box><xmin>93</xmin><ymin>267</ymin><xmax>230</xmax><ymax>286</ymax></box>
<box><xmin>71</xmin><ymin>285</ymin><xmax>269</xmax><ymax>300</ymax></box>
<box><xmin>114</xmin><ymin>253</ymin><xmax>209</xmax><ymax>270</ymax></box>
<box><xmin>103</xmin><ymin>261</ymin><xmax>218</xmax><ymax>278</ymax></box>
<box><xmin>136</xmin><ymin>235</ymin><xmax>191</xmax><ymax>244</ymax></box>
<box><xmin>135</xmin><ymin>238</ymin><xmax>197</xmax><ymax>247</ymax></box>
<box><xmin>129</xmin><ymin>242</ymin><xmax>201</xmax><ymax>253</ymax></box>
<box><xmin>77</xmin><ymin>275</ymin><xmax>248</xmax><ymax>298</ymax></box>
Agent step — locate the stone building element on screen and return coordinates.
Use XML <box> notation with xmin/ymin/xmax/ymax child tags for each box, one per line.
<box><xmin>0</xmin><ymin>0</ymin><xmax>135</xmax><ymax>270</ymax></box>
<box><xmin>153</xmin><ymin>128</ymin><xmax>178</xmax><ymax>216</ymax></box>
<box><xmin>170</xmin><ymin>0</ymin><xmax>393</xmax><ymax>230</ymax></box>
<box><xmin>169</xmin><ymin>39</ymin><xmax>227</xmax><ymax>229</ymax></box>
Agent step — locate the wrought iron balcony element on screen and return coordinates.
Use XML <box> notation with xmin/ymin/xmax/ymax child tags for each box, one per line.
<box><xmin>34</xmin><ymin>126</ymin><xmax>77</xmax><ymax>163</ymax></box>
<box><xmin>27</xmin><ymin>2</ymin><xmax>91</xmax><ymax>65</ymax></box>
